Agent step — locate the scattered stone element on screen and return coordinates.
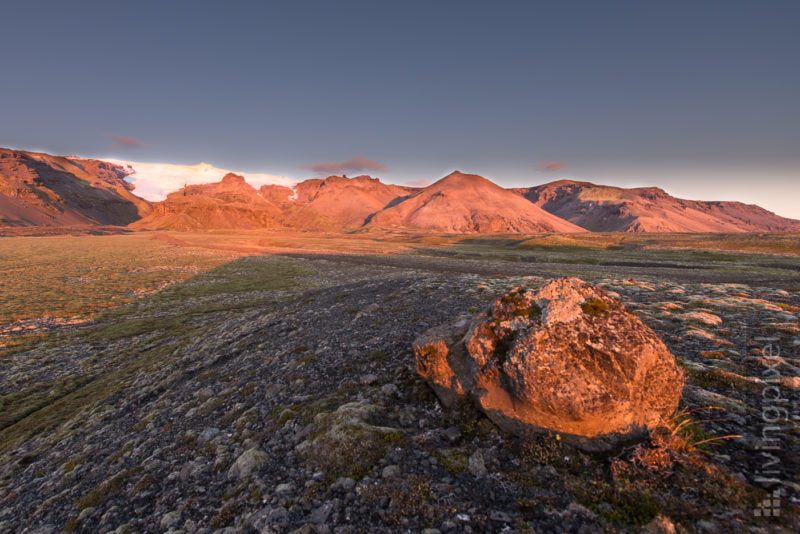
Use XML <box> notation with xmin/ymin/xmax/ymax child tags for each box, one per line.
<box><xmin>309</xmin><ymin>502</ymin><xmax>333</xmax><ymax>524</ymax></box>
<box><xmin>160</xmin><ymin>510</ymin><xmax>182</xmax><ymax>530</ymax></box>
<box><xmin>443</xmin><ymin>427</ymin><xmax>461</xmax><ymax>443</ymax></box>
<box><xmin>642</xmin><ymin>514</ymin><xmax>677</xmax><ymax>533</ymax></box>
<box><xmin>199</xmin><ymin>427</ymin><xmax>220</xmax><ymax>441</ymax></box>
<box><xmin>380</xmin><ymin>383</ymin><xmax>399</xmax><ymax>397</ymax></box>
<box><xmin>276</xmin><ymin>483</ymin><xmax>294</xmax><ymax>494</ymax></box>
<box><xmin>677</xmin><ymin>311</ymin><xmax>723</xmax><ymax>326</ymax></box>
<box><xmin>381</xmin><ymin>465</ymin><xmax>400</xmax><ymax>478</ymax></box>
<box><xmin>779</xmin><ymin>376</ymin><xmax>800</xmax><ymax>388</ymax></box>
<box><xmin>77</xmin><ymin>507</ymin><xmax>95</xmax><ymax>521</ymax></box>
<box><xmin>228</xmin><ymin>448</ymin><xmax>269</xmax><ymax>479</ymax></box>
<box><xmin>489</xmin><ymin>510</ymin><xmax>513</xmax><ymax>522</ymax></box>
<box><xmin>468</xmin><ymin>450</ymin><xmax>487</xmax><ymax>478</ymax></box>
<box><xmin>360</xmin><ymin>373</ymin><xmax>379</xmax><ymax>385</ymax></box>
<box><xmin>1</xmin><ymin>258</ymin><xmax>795</xmax><ymax>533</ymax></box>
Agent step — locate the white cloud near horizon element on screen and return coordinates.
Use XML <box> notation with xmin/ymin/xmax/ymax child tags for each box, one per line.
<box><xmin>104</xmin><ymin>159</ymin><xmax>296</xmax><ymax>201</ymax></box>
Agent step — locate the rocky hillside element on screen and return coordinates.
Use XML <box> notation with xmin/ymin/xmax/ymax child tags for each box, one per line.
<box><xmin>517</xmin><ymin>180</ymin><xmax>800</xmax><ymax>233</ymax></box>
<box><xmin>142</xmin><ymin>172</ymin><xmax>585</xmax><ymax>234</ymax></box>
<box><xmin>137</xmin><ymin>174</ymin><xmax>414</xmax><ymax>232</ymax></box>
<box><xmin>0</xmin><ymin>148</ymin><xmax>151</xmax><ymax>227</ymax></box>
<box><xmin>132</xmin><ymin>174</ymin><xmax>285</xmax><ymax>231</ymax></box>
<box><xmin>1</xmin><ymin>253</ymin><xmax>797</xmax><ymax>532</ymax></box>
<box><xmin>365</xmin><ymin>172</ymin><xmax>586</xmax><ymax>233</ymax></box>
<box><xmin>262</xmin><ymin>175</ymin><xmax>415</xmax><ymax>230</ymax></box>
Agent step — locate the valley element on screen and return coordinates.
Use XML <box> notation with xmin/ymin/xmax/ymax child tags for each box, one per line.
<box><xmin>0</xmin><ymin>230</ymin><xmax>798</xmax><ymax>532</ymax></box>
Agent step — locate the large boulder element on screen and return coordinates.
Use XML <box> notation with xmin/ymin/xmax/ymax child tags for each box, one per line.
<box><xmin>413</xmin><ymin>277</ymin><xmax>684</xmax><ymax>451</ymax></box>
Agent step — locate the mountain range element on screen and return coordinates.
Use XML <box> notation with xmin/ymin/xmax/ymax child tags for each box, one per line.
<box><xmin>2</xmin><ymin>147</ymin><xmax>798</xmax><ymax>233</ymax></box>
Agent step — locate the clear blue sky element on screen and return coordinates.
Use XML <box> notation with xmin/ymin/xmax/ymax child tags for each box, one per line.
<box><xmin>2</xmin><ymin>0</ymin><xmax>799</xmax><ymax>217</ymax></box>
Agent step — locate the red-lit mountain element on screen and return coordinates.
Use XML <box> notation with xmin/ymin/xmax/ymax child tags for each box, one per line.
<box><xmin>260</xmin><ymin>175</ymin><xmax>415</xmax><ymax>230</ymax></box>
<box><xmin>0</xmin><ymin>148</ymin><xmax>151</xmax><ymax>227</ymax></box>
<box><xmin>366</xmin><ymin>172</ymin><xmax>586</xmax><ymax>233</ymax></box>
<box><xmin>517</xmin><ymin>180</ymin><xmax>800</xmax><ymax>233</ymax></box>
<box><xmin>132</xmin><ymin>173</ymin><xmax>284</xmax><ymax>230</ymax></box>
<box><xmin>3</xmin><ymin>147</ymin><xmax>799</xmax><ymax>234</ymax></box>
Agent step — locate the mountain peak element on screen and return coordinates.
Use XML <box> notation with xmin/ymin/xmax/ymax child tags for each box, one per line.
<box><xmin>546</xmin><ymin>179</ymin><xmax>595</xmax><ymax>187</ymax></box>
<box><xmin>221</xmin><ymin>173</ymin><xmax>246</xmax><ymax>184</ymax></box>
<box><xmin>434</xmin><ymin>171</ymin><xmax>495</xmax><ymax>188</ymax></box>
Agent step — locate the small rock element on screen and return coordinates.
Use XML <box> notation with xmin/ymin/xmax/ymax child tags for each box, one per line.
<box><xmin>381</xmin><ymin>465</ymin><xmax>400</xmax><ymax>478</ymax></box>
<box><xmin>360</xmin><ymin>374</ymin><xmax>379</xmax><ymax>385</ymax></box>
<box><xmin>780</xmin><ymin>376</ymin><xmax>800</xmax><ymax>388</ymax></box>
<box><xmin>381</xmin><ymin>383</ymin><xmax>399</xmax><ymax>396</ymax></box>
<box><xmin>489</xmin><ymin>510</ymin><xmax>512</xmax><ymax>523</ymax></box>
<box><xmin>267</xmin><ymin>506</ymin><xmax>290</xmax><ymax>525</ymax></box>
<box><xmin>276</xmin><ymin>482</ymin><xmax>294</xmax><ymax>494</ymax></box>
<box><xmin>696</xmin><ymin>520</ymin><xmax>721</xmax><ymax>533</ymax></box>
<box><xmin>643</xmin><ymin>514</ymin><xmax>677</xmax><ymax>533</ymax></box>
<box><xmin>309</xmin><ymin>502</ymin><xmax>334</xmax><ymax>524</ymax></box>
<box><xmin>443</xmin><ymin>427</ymin><xmax>462</xmax><ymax>442</ymax></box>
<box><xmin>468</xmin><ymin>450</ymin><xmax>487</xmax><ymax>478</ymax></box>
<box><xmin>196</xmin><ymin>387</ymin><xmax>215</xmax><ymax>402</ymax></box>
<box><xmin>677</xmin><ymin>311</ymin><xmax>723</xmax><ymax>326</ymax></box>
<box><xmin>77</xmin><ymin>507</ymin><xmax>95</xmax><ymax>521</ymax></box>
<box><xmin>160</xmin><ymin>510</ymin><xmax>182</xmax><ymax>530</ymax></box>
<box><xmin>228</xmin><ymin>448</ymin><xmax>269</xmax><ymax>479</ymax></box>
<box><xmin>199</xmin><ymin>427</ymin><xmax>220</xmax><ymax>441</ymax></box>
<box><xmin>334</xmin><ymin>477</ymin><xmax>356</xmax><ymax>491</ymax></box>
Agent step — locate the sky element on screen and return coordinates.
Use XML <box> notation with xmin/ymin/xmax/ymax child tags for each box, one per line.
<box><xmin>1</xmin><ymin>0</ymin><xmax>799</xmax><ymax>217</ymax></box>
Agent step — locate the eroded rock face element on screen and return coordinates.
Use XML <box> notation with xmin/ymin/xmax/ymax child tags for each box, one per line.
<box><xmin>414</xmin><ymin>277</ymin><xmax>684</xmax><ymax>450</ymax></box>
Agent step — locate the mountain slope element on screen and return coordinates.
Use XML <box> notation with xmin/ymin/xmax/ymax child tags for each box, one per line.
<box><xmin>518</xmin><ymin>180</ymin><xmax>800</xmax><ymax>232</ymax></box>
<box><xmin>367</xmin><ymin>172</ymin><xmax>586</xmax><ymax>233</ymax></box>
<box><xmin>132</xmin><ymin>173</ymin><xmax>284</xmax><ymax>230</ymax></box>
<box><xmin>261</xmin><ymin>175</ymin><xmax>415</xmax><ymax>230</ymax></box>
<box><xmin>0</xmin><ymin>148</ymin><xmax>151</xmax><ymax>227</ymax></box>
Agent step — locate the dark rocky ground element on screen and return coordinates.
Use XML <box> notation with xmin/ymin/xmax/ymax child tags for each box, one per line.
<box><xmin>0</xmin><ymin>252</ymin><xmax>798</xmax><ymax>533</ymax></box>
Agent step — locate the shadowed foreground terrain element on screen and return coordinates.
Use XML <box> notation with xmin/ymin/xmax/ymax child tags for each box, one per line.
<box><xmin>0</xmin><ymin>232</ymin><xmax>798</xmax><ymax>532</ymax></box>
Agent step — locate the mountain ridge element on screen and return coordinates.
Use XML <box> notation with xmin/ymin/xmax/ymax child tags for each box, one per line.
<box><xmin>2</xmin><ymin>147</ymin><xmax>799</xmax><ymax>233</ymax></box>
<box><xmin>516</xmin><ymin>180</ymin><xmax>800</xmax><ymax>233</ymax></box>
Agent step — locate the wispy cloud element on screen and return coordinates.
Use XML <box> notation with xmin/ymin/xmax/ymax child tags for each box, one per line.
<box><xmin>106</xmin><ymin>133</ymin><xmax>145</xmax><ymax>150</ymax></box>
<box><xmin>300</xmin><ymin>156</ymin><xmax>388</xmax><ymax>176</ymax></box>
<box><xmin>405</xmin><ymin>179</ymin><xmax>431</xmax><ymax>188</ymax></box>
<box><xmin>539</xmin><ymin>160</ymin><xmax>567</xmax><ymax>172</ymax></box>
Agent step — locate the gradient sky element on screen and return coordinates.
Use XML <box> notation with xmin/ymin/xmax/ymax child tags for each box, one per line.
<box><xmin>2</xmin><ymin>1</ymin><xmax>799</xmax><ymax>217</ymax></box>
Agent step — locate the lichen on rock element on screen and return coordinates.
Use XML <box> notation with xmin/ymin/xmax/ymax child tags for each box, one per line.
<box><xmin>413</xmin><ymin>277</ymin><xmax>684</xmax><ymax>451</ymax></box>
<box><xmin>295</xmin><ymin>400</ymin><xmax>403</xmax><ymax>478</ymax></box>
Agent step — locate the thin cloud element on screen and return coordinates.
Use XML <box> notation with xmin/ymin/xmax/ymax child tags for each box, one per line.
<box><xmin>299</xmin><ymin>156</ymin><xmax>388</xmax><ymax>176</ymax></box>
<box><xmin>539</xmin><ymin>160</ymin><xmax>567</xmax><ymax>172</ymax></box>
<box><xmin>106</xmin><ymin>133</ymin><xmax>145</xmax><ymax>150</ymax></box>
<box><xmin>405</xmin><ymin>179</ymin><xmax>431</xmax><ymax>187</ymax></box>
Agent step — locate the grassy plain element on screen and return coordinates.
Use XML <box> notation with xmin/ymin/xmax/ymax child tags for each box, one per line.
<box><xmin>2</xmin><ymin>231</ymin><xmax>798</xmax><ymax>318</ymax></box>
<box><xmin>1</xmin><ymin>230</ymin><xmax>798</xmax><ymax>355</ymax></box>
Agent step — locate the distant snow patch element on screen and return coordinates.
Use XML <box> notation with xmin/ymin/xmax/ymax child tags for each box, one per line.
<box><xmin>103</xmin><ymin>159</ymin><xmax>296</xmax><ymax>201</ymax></box>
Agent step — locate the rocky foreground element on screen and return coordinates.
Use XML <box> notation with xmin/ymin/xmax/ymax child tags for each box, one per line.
<box><xmin>0</xmin><ymin>254</ymin><xmax>798</xmax><ymax>533</ymax></box>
